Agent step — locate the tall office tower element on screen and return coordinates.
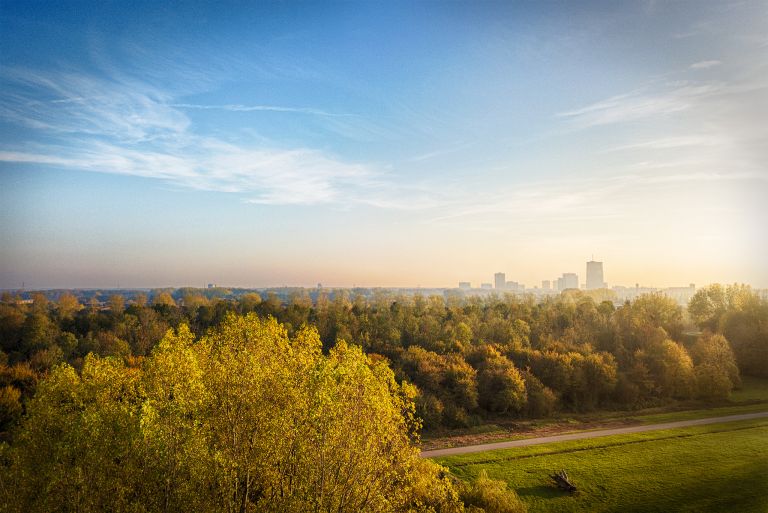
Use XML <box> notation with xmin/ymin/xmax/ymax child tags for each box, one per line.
<box><xmin>494</xmin><ymin>272</ymin><xmax>506</xmax><ymax>290</ymax></box>
<box><xmin>542</xmin><ymin>280</ymin><xmax>551</xmax><ymax>290</ymax></box>
<box><xmin>563</xmin><ymin>273</ymin><xmax>578</xmax><ymax>290</ymax></box>
<box><xmin>586</xmin><ymin>260</ymin><xmax>604</xmax><ymax>290</ymax></box>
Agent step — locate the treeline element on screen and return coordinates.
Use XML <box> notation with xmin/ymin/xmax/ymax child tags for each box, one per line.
<box><xmin>1</xmin><ymin>284</ymin><xmax>766</xmax><ymax>433</ymax></box>
<box><xmin>2</xmin><ymin>314</ymin><xmax>528</xmax><ymax>513</ymax></box>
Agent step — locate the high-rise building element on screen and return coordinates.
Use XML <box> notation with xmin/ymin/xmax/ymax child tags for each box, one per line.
<box><xmin>562</xmin><ymin>273</ymin><xmax>578</xmax><ymax>290</ymax></box>
<box><xmin>541</xmin><ymin>280</ymin><xmax>551</xmax><ymax>291</ymax></box>
<box><xmin>586</xmin><ymin>260</ymin><xmax>604</xmax><ymax>290</ymax></box>
<box><xmin>458</xmin><ymin>281</ymin><xmax>471</xmax><ymax>290</ymax></box>
<box><xmin>494</xmin><ymin>272</ymin><xmax>506</xmax><ymax>290</ymax></box>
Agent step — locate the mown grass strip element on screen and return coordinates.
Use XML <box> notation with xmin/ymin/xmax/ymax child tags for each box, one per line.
<box><xmin>438</xmin><ymin>419</ymin><xmax>768</xmax><ymax>513</ymax></box>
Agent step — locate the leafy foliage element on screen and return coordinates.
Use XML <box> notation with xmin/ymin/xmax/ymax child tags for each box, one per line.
<box><xmin>1</xmin><ymin>315</ymin><xmax>465</xmax><ymax>513</ymax></box>
<box><xmin>0</xmin><ymin>284</ymin><xmax>764</xmax><ymax>435</ymax></box>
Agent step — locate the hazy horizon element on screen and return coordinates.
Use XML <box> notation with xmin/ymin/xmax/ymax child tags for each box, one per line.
<box><xmin>0</xmin><ymin>270</ymin><xmax>760</xmax><ymax>293</ymax></box>
<box><xmin>2</xmin><ymin>1</ymin><xmax>767</xmax><ymax>289</ymax></box>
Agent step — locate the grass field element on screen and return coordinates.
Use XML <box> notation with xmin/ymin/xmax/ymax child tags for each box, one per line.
<box><xmin>436</xmin><ymin>419</ymin><xmax>768</xmax><ymax>513</ymax></box>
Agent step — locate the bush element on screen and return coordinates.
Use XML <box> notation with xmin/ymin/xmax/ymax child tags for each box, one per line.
<box><xmin>460</xmin><ymin>470</ymin><xmax>527</xmax><ymax>513</ymax></box>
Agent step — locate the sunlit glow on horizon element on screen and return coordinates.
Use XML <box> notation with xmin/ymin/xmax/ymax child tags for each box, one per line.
<box><xmin>1</xmin><ymin>1</ymin><xmax>766</xmax><ymax>289</ymax></box>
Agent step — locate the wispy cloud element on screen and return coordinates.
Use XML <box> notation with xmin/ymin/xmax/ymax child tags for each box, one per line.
<box><xmin>690</xmin><ymin>60</ymin><xmax>722</xmax><ymax>69</ymax></box>
<box><xmin>423</xmin><ymin>168</ymin><xmax>763</xmax><ymax>232</ymax></box>
<box><xmin>171</xmin><ymin>103</ymin><xmax>353</xmax><ymax>118</ymax></box>
<box><xmin>557</xmin><ymin>83</ymin><xmax>722</xmax><ymax>128</ymax></box>
<box><xmin>601</xmin><ymin>135</ymin><xmax>729</xmax><ymax>153</ymax></box>
<box><xmin>0</xmin><ymin>142</ymin><xmax>373</xmax><ymax>205</ymax></box>
<box><xmin>0</xmin><ymin>67</ymin><xmax>405</xmax><ymax>206</ymax></box>
<box><xmin>0</xmin><ymin>68</ymin><xmax>189</xmax><ymax>143</ymax></box>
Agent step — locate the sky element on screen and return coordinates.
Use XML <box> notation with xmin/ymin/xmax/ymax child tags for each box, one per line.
<box><xmin>1</xmin><ymin>0</ymin><xmax>767</xmax><ymax>289</ymax></box>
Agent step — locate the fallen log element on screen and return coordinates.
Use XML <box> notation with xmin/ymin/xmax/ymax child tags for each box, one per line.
<box><xmin>550</xmin><ymin>469</ymin><xmax>577</xmax><ymax>492</ymax></box>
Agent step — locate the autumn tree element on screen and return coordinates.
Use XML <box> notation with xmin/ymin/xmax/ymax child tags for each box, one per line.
<box><xmin>1</xmin><ymin>314</ymin><xmax>464</xmax><ymax>513</ymax></box>
<box><xmin>690</xmin><ymin>333</ymin><xmax>740</xmax><ymax>400</ymax></box>
<box><xmin>56</xmin><ymin>293</ymin><xmax>81</xmax><ymax>321</ymax></box>
<box><xmin>471</xmin><ymin>346</ymin><xmax>527</xmax><ymax>415</ymax></box>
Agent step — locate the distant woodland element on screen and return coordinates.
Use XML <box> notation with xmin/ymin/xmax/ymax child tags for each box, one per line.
<box><xmin>0</xmin><ymin>284</ymin><xmax>766</xmax><ymax>512</ymax></box>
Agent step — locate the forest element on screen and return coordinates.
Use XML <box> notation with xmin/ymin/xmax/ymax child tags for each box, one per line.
<box><xmin>0</xmin><ymin>284</ymin><xmax>766</xmax><ymax>512</ymax></box>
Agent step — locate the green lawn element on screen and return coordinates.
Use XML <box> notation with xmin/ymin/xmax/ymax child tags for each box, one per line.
<box><xmin>631</xmin><ymin>402</ymin><xmax>768</xmax><ymax>424</ymax></box>
<box><xmin>436</xmin><ymin>419</ymin><xmax>768</xmax><ymax>513</ymax></box>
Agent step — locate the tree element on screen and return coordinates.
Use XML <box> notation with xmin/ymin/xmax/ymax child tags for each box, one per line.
<box><xmin>474</xmin><ymin>347</ymin><xmax>527</xmax><ymax>415</ymax></box>
<box><xmin>237</xmin><ymin>292</ymin><xmax>262</xmax><ymax>313</ymax></box>
<box><xmin>56</xmin><ymin>293</ymin><xmax>81</xmax><ymax>321</ymax></box>
<box><xmin>521</xmin><ymin>371</ymin><xmax>557</xmax><ymax>418</ymax></box>
<box><xmin>0</xmin><ymin>385</ymin><xmax>22</xmax><ymax>433</ymax></box>
<box><xmin>107</xmin><ymin>294</ymin><xmax>125</xmax><ymax>316</ymax></box>
<box><xmin>691</xmin><ymin>333</ymin><xmax>740</xmax><ymax>400</ymax></box>
<box><xmin>399</xmin><ymin>347</ymin><xmax>478</xmax><ymax>428</ymax></box>
<box><xmin>633</xmin><ymin>340</ymin><xmax>696</xmax><ymax>400</ymax></box>
<box><xmin>2</xmin><ymin>314</ymin><xmax>464</xmax><ymax>513</ymax></box>
<box><xmin>657</xmin><ymin>340</ymin><xmax>696</xmax><ymax>399</ymax></box>
<box><xmin>152</xmin><ymin>292</ymin><xmax>176</xmax><ymax>308</ymax></box>
<box><xmin>0</xmin><ymin>303</ymin><xmax>25</xmax><ymax>354</ymax></box>
<box><xmin>688</xmin><ymin>284</ymin><xmax>727</xmax><ymax>331</ymax></box>
<box><xmin>574</xmin><ymin>352</ymin><xmax>617</xmax><ymax>409</ymax></box>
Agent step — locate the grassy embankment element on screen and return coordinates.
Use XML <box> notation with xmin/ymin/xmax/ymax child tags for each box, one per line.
<box><xmin>422</xmin><ymin>376</ymin><xmax>768</xmax><ymax>448</ymax></box>
<box><xmin>435</xmin><ymin>418</ymin><xmax>768</xmax><ymax>513</ymax></box>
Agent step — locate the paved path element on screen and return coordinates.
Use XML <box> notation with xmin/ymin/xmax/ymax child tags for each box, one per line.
<box><xmin>421</xmin><ymin>411</ymin><xmax>768</xmax><ymax>458</ymax></box>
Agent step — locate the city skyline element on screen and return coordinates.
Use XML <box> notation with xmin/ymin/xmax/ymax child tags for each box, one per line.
<box><xmin>1</xmin><ymin>255</ymin><xmax>757</xmax><ymax>292</ymax></box>
<box><xmin>1</xmin><ymin>1</ymin><xmax>767</xmax><ymax>289</ymax></box>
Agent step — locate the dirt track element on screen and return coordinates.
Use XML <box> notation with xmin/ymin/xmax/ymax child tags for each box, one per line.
<box><xmin>420</xmin><ymin>411</ymin><xmax>768</xmax><ymax>458</ymax></box>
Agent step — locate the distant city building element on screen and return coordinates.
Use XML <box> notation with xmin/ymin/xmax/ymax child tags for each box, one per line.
<box><xmin>586</xmin><ymin>260</ymin><xmax>604</xmax><ymax>290</ymax></box>
<box><xmin>542</xmin><ymin>280</ymin><xmax>551</xmax><ymax>290</ymax></box>
<box><xmin>663</xmin><ymin>284</ymin><xmax>696</xmax><ymax>305</ymax></box>
<box><xmin>459</xmin><ymin>282</ymin><xmax>471</xmax><ymax>290</ymax></box>
<box><xmin>207</xmin><ymin>283</ymin><xmax>215</xmax><ymax>289</ymax></box>
<box><xmin>480</xmin><ymin>283</ymin><xmax>493</xmax><ymax>289</ymax></box>
<box><xmin>494</xmin><ymin>272</ymin><xmax>506</xmax><ymax>290</ymax></box>
<box><xmin>557</xmin><ymin>273</ymin><xmax>578</xmax><ymax>291</ymax></box>
<box><xmin>506</xmin><ymin>281</ymin><xmax>518</xmax><ymax>291</ymax></box>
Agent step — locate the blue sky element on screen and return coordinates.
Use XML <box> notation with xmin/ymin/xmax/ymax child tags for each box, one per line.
<box><xmin>1</xmin><ymin>0</ymin><xmax>767</xmax><ymax>289</ymax></box>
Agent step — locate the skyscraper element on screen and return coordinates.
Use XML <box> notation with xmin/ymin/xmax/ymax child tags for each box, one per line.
<box><xmin>586</xmin><ymin>260</ymin><xmax>604</xmax><ymax>290</ymax></box>
<box><xmin>494</xmin><ymin>272</ymin><xmax>506</xmax><ymax>290</ymax></box>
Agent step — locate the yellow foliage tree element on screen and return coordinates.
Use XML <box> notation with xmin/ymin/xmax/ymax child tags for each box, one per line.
<box><xmin>1</xmin><ymin>314</ymin><xmax>464</xmax><ymax>513</ymax></box>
